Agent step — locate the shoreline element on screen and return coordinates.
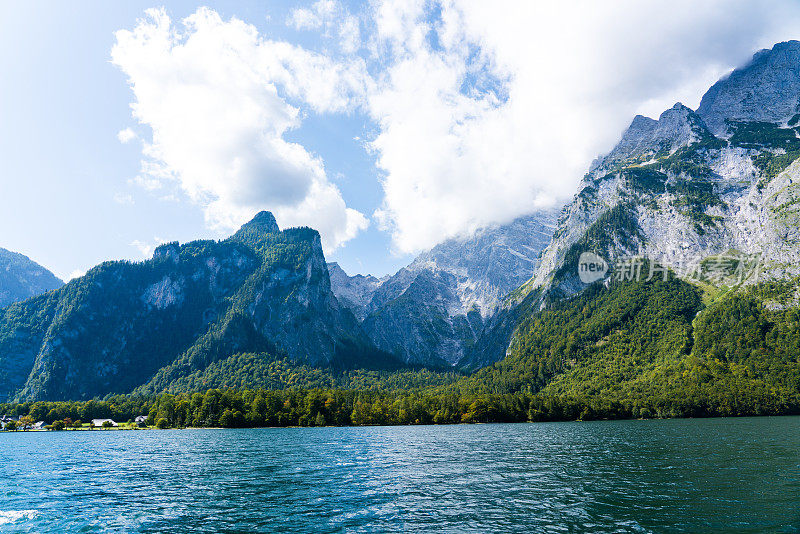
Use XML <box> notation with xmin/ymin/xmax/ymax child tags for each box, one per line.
<box><xmin>3</xmin><ymin>413</ymin><xmax>799</xmax><ymax>433</ymax></box>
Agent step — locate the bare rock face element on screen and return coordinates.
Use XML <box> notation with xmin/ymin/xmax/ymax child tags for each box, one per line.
<box><xmin>329</xmin><ymin>210</ymin><xmax>559</xmax><ymax>366</ymax></box>
<box><xmin>697</xmin><ymin>40</ymin><xmax>800</xmax><ymax>137</ymax></box>
<box><xmin>408</xmin><ymin>211</ymin><xmax>560</xmax><ymax>317</ymax></box>
<box><xmin>592</xmin><ymin>103</ymin><xmax>712</xmax><ymax>174</ymax></box>
<box><xmin>472</xmin><ymin>40</ymin><xmax>800</xmax><ymax>369</ymax></box>
<box><xmin>361</xmin><ymin>269</ymin><xmax>482</xmax><ymax>368</ymax></box>
<box><xmin>326</xmin><ymin>262</ymin><xmax>384</xmax><ymax>321</ymax></box>
<box><xmin>0</xmin><ymin>248</ymin><xmax>63</xmax><ymax>308</ymax></box>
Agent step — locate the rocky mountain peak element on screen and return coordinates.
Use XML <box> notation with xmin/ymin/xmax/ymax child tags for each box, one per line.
<box><xmin>0</xmin><ymin>216</ymin><xmax>389</xmax><ymax>401</ymax></box>
<box><xmin>231</xmin><ymin>211</ymin><xmax>280</xmax><ymax>245</ymax></box>
<box><xmin>329</xmin><ymin>209</ymin><xmax>560</xmax><ymax>366</ymax></box>
<box><xmin>592</xmin><ymin>102</ymin><xmax>711</xmax><ymax>173</ymax></box>
<box><xmin>522</xmin><ymin>42</ymin><xmax>800</xmax><ymax>314</ymax></box>
<box><xmin>326</xmin><ymin>262</ymin><xmax>385</xmax><ymax>321</ymax></box>
<box><xmin>153</xmin><ymin>242</ymin><xmax>180</xmax><ymax>263</ymax></box>
<box><xmin>697</xmin><ymin>40</ymin><xmax>800</xmax><ymax>136</ymax></box>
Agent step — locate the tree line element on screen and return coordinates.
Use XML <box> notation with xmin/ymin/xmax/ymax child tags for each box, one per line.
<box><xmin>3</xmin><ymin>384</ymin><xmax>799</xmax><ymax>430</ymax></box>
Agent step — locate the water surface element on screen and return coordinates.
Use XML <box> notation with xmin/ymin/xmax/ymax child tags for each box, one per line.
<box><xmin>1</xmin><ymin>417</ymin><xmax>799</xmax><ymax>532</ymax></box>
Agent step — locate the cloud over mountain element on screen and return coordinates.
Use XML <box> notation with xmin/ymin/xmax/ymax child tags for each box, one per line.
<box><xmin>112</xmin><ymin>1</ymin><xmax>800</xmax><ymax>257</ymax></box>
<box><xmin>111</xmin><ymin>7</ymin><xmax>369</xmax><ymax>251</ymax></box>
<box><xmin>365</xmin><ymin>0</ymin><xmax>800</xmax><ymax>253</ymax></box>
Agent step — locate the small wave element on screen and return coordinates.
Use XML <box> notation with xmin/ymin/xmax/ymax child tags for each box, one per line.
<box><xmin>0</xmin><ymin>510</ymin><xmax>38</xmax><ymax>525</ymax></box>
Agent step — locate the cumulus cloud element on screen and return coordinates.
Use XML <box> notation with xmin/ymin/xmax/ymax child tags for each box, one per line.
<box><xmin>366</xmin><ymin>0</ymin><xmax>800</xmax><ymax>253</ymax></box>
<box><xmin>117</xmin><ymin>127</ymin><xmax>137</xmax><ymax>143</ymax></box>
<box><xmin>111</xmin><ymin>7</ymin><xmax>368</xmax><ymax>251</ymax></box>
<box><xmin>131</xmin><ymin>236</ymin><xmax>168</xmax><ymax>258</ymax></box>
<box><xmin>112</xmin><ymin>2</ymin><xmax>800</xmax><ymax>259</ymax></box>
<box><xmin>288</xmin><ymin>0</ymin><xmax>361</xmax><ymax>53</ymax></box>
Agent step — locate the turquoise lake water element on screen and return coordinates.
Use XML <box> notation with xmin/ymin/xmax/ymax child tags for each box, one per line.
<box><xmin>1</xmin><ymin>417</ymin><xmax>799</xmax><ymax>533</ymax></box>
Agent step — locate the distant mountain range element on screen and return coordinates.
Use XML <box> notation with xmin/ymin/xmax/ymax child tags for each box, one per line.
<box><xmin>4</xmin><ymin>41</ymin><xmax>800</xmax><ymax>404</ymax></box>
<box><xmin>329</xmin><ymin>211</ymin><xmax>559</xmax><ymax>367</ymax></box>
<box><xmin>0</xmin><ymin>248</ymin><xmax>63</xmax><ymax>308</ymax></box>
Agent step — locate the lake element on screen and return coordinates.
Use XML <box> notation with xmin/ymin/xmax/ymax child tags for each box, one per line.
<box><xmin>1</xmin><ymin>417</ymin><xmax>799</xmax><ymax>533</ymax></box>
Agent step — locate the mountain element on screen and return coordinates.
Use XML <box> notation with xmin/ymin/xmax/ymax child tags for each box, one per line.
<box><xmin>456</xmin><ymin>266</ymin><xmax>800</xmax><ymax>421</ymax></box>
<box><xmin>5</xmin><ymin>42</ymin><xmax>800</xmax><ymax>420</ymax></box>
<box><xmin>589</xmin><ymin>103</ymin><xmax>712</xmax><ymax>175</ymax></box>
<box><xmin>326</xmin><ymin>262</ymin><xmax>385</xmax><ymax>321</ymax></box>
<box><xmin>697</xmin><ymin>40</ymin><xmax>800</xmax><ymax>137</ymax></box>
<box><xmin>0</xmin><ymin>248</ymin><xmax>63</xmax><ymax>308</ymax></box>
<box><xmin>0</xmin><ymin>212</ymin><xmax>392</xmax><ymax>402</ymax></box>
<box><xmin>329</xmin><ymin>211</ymin><xmax>559</xmax><ymax>367</ymax></box>
<box><xmin>7</xmin><ymin>41</ymin><xmax>800</xmax><ymax>407</ymax></box>
<box><xmin>470</xmin><ymin>40</ymin><xmax>800</xmax><ymax>368</ymax></box>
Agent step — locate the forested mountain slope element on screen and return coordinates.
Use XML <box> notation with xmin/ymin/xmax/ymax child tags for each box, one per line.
<box><xmin>0</xmin><ymin>212</ymin><xmax>394</xmax><ymax>402</ymax></box>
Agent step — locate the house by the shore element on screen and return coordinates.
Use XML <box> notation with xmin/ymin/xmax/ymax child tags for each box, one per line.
<box><xmin>0</xmin><ymin>415</ymin><xmax>17</xmax><ymax>430</ymax></box>
<box><xmin>91</xmin><ymin>418</ymin><xmax>118</xmax><ymax>427</ymax></box>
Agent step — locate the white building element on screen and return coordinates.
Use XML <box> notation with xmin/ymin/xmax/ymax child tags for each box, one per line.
<box><xmin>91</xmin><ymin>418</ymin><xmax>118</xmax><ymax>427</ymax></box>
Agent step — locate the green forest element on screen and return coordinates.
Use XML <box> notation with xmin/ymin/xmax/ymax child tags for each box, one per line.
<box><xmin>4</xmin><ymin>273</ymin><xmax>800</xmax><ymax>428</ymax></box>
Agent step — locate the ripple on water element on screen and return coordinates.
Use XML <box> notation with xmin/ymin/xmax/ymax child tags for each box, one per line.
<box><xmin>1</xmin><ymin>418</ymin><xmax>800</xmax><ymax>533</ymax></box>
<box><xmin>0</xmin><ymin>510</ymin><xmax>37</xmax><ymax>526</ymax></box>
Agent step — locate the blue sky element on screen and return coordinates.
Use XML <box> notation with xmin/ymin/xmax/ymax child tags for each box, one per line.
<box><xmin>1</xmin><ymin>1</ymin><xmax>407</xmax><ymax>280</ymax></box>
<box><xmin>3</xmin><ymin>1</ymin><xmax>800</xmax><ymax>281</ymax></box>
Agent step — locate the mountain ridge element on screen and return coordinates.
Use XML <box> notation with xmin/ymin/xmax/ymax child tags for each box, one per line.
<box><xmin>479</xmin><ymin>40</ymin><xmax>800</xmax><ymax>368</ymax></box>
<box><xmin>697</xmin><ymin>40</ymin><xmax>800</xmax><ymax>136</ymax></box>
<box><xmin>6</xmin><ymin>41</ymin><xmax>800</xmax><ymax>404</ymax></box>
<box><xmin>0</xmin><ymin>247</ymin><xmax>63</xmax><ymax>308</ymax></box>
<box><xmin>329</xmin><ymin>210</ymin><xmax>560</xmax><ymax>366</ymax></box>
<box><xmin>0</xmin><ymin>212</ymin><xmax>395</xmax><ymax>402</ymax></box>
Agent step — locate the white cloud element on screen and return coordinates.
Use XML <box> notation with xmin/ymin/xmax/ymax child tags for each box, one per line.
<box><xmin>112</xmin><ymin>2</ymin><xmax>800</xmax><ymax>259</ymax></box>
<box><xmin>130</xmin><ymin>239</ymin><xmax>153</xmax><ymax>258</ymax></box>
<box><xmin>113</xmin><ymin>192</ymin><xmax>134</xmax><ymax>205</ymax></box>
<box><xmin>117</xmin><ymin>127</ymin><xmax>137</xmax><ymax>143</ymax></box>
<box><xmin>111</xmin><ymin>8</ymin><xmax>368</xmax><ymax>251</ymax></box>
<box><xmin>131</xmin><ymin>236</ymin><xmax>168</xmax><ymax>258</ymax></box>
<box><xmin>129</xmin><ymin>174</ymin><xmax>161</xmax><ymax>192</ymax></box>
<box><xmin>365</xmin><ymin>0</ymin><xmax>800</xmax><ymax>253</ymax></box>
<box><xmin>338</xmin><ymin>15</ymin><xmax>361</xmax><ymax>54</ymax></box>
<box><xmin>66</xmin><ymin>269</ymin><xmax>87</xmax><ymax>281</ymax></box>
<box><xmin>288</xmin><ymin>0</ymin><xmax>361</xmax><ymax>53</ymax></box>
<box><xmin>287</xmin><ymin>1</ymin><xmax>332</xmax><ymax>30</ymax></box>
